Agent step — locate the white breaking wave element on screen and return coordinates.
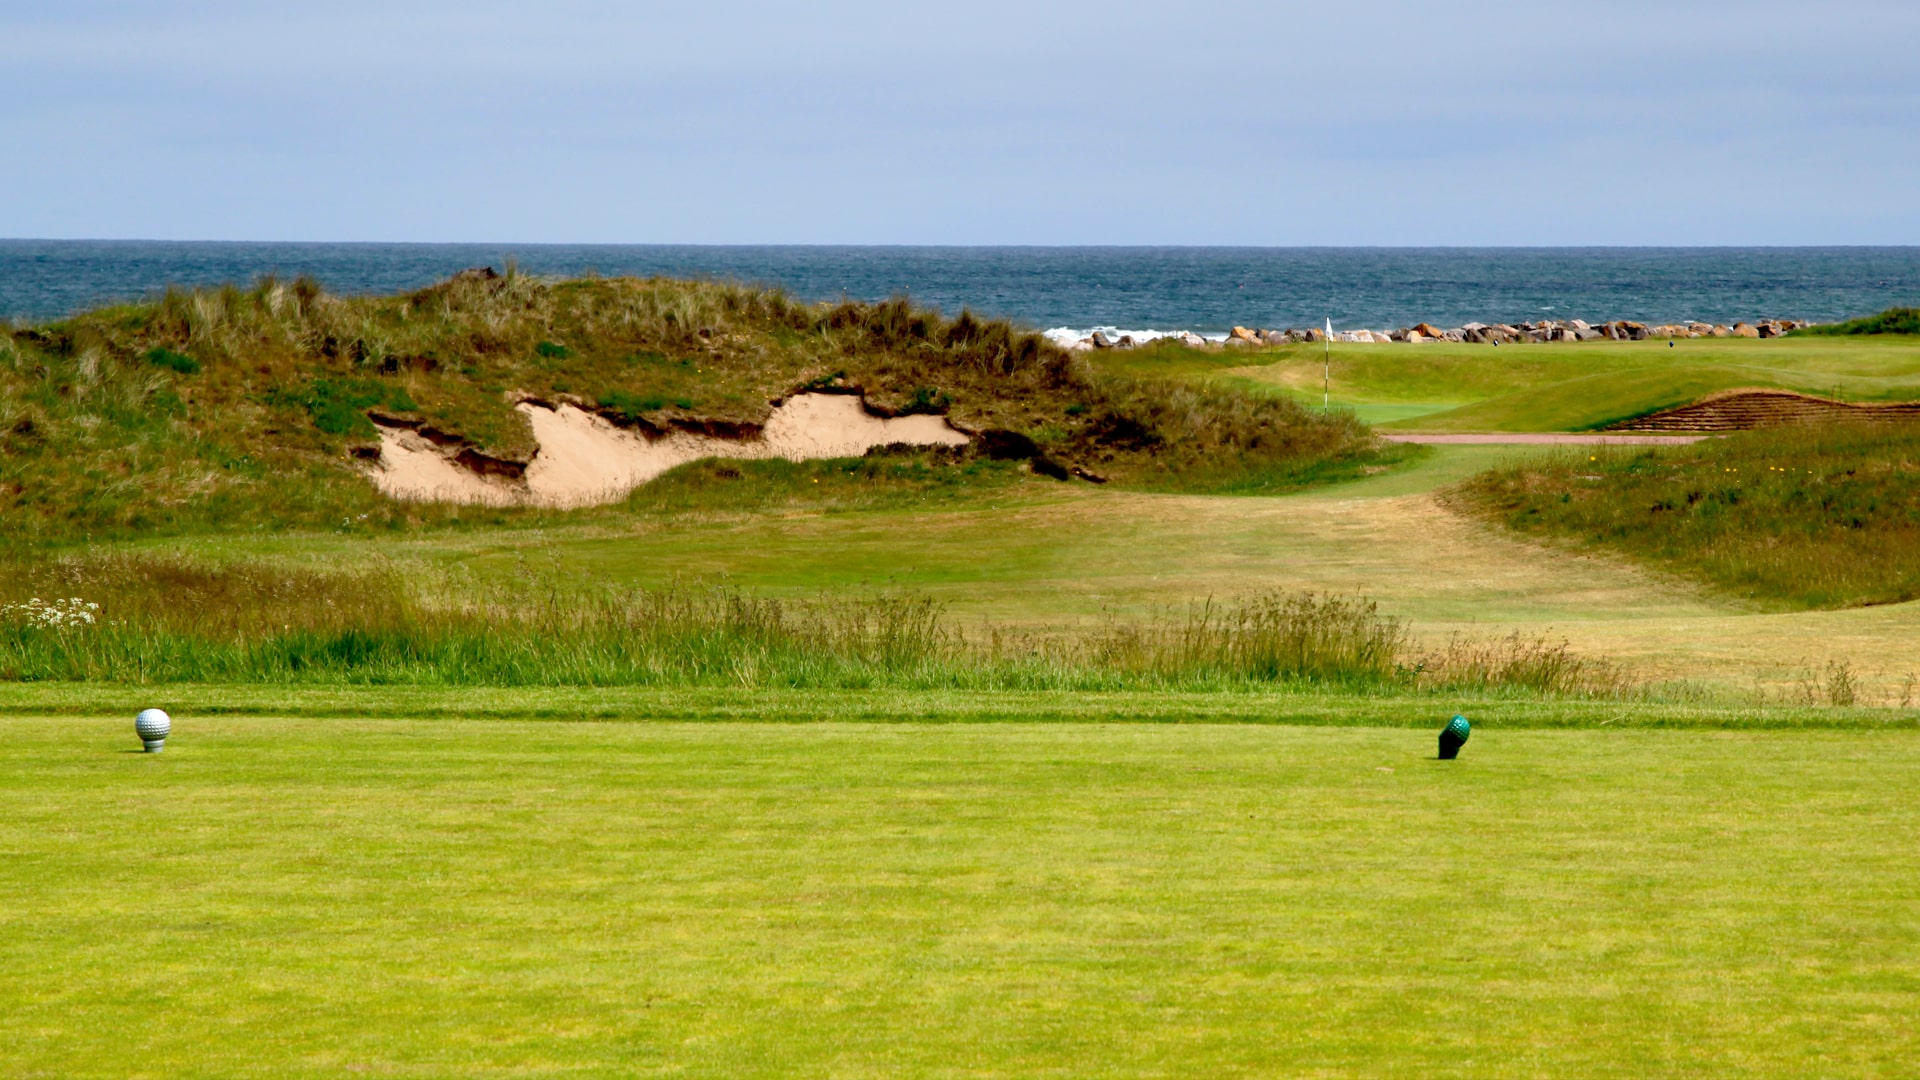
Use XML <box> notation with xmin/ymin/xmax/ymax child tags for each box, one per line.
<box><xmin>1042</xmin><ymin>326</ymin><xmax>1230</xmax><ymax>345</ymax></box>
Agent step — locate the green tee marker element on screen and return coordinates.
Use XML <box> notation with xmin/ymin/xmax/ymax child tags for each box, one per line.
<box><xmin>1438</xmin><ymin>715</ymin><xmax>1470</xmax><ymax>760</ymax></box>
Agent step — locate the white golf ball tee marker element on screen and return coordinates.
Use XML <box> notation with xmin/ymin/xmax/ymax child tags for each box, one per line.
<box><xmin>135</xmin><ymin>708</ymin><xmax>171</xmax><ymax>753</ymax></box>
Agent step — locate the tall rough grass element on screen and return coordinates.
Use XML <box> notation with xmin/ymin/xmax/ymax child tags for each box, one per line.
<box><xmin>1452</xmin><ymin>422</ymin><xmax>1920</xmax><ymax>609</ymax></box>
<box><xmin>1084</xmin><ymin>593</ymin><xmax>1405</xmax><ymax>683</ymax></box>
<box><xmin>0</xmin><ymin>554</ymin><xmax>1629</xmax><ymax>696</ymax></box>
<box><xmin>1793</xmin><ymin>307</ymin><xmax>1920</xmax><ymax>336</ymax></box>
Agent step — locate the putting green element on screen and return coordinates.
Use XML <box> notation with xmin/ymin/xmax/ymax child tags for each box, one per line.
<box><xmin>3</xmin><ymin>719</ymin><xmax>1913</xmax><ymax>1077</ymax></box>
<box><xmin>1205</xmin><ymin>336</ymin><xmax>1920</xmax><ymax>432</ymax></box>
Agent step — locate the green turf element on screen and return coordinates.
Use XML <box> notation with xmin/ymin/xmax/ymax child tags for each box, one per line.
<box><xmin>1172</xmin><ymin>336</ymin><xmax>1920</xmax><ymax>432</ymax></box>
<box><xmin>3</xmin><ymin>682</ymin><xmax>1911</xmax><ymax>728</ymax></box>
<box><xmin>3</xmin><ymin>718</ymin><xmax>1915</xmax><ymax>1077</ymax></box>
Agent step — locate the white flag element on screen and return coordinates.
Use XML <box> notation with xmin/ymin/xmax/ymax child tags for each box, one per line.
<box><xmin>1325</xmin><ymin>318</ymin><xmax>1334</xmax><ymax>338</ymax></box>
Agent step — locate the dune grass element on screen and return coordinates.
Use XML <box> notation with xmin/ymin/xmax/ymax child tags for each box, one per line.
<box><xmin>1452</xmin><ymin>423</ymin><xmax>1920</xmax><ymax>609</ymax></box>
<box><xmin>3</xmin><ymin>718</ymin><xmax>1916</xmax><ymax>1077</ymax></box>
<box><xmin>1794</xmin><ymin>305</ymin><xmax>1920</xmax><ymax>336</ymax></box>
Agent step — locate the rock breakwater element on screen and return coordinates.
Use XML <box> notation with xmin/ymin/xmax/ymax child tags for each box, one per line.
<box><xmin>1059</xmin><ymin>318</ymin><xmax>1812</xmax><ymax>350</ymax></box>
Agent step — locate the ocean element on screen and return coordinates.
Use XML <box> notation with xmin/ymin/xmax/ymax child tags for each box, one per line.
<box><xmin>2</xmin><ymin>241</ymin><xmax>1916</xmax><ymax>338</ymax></box>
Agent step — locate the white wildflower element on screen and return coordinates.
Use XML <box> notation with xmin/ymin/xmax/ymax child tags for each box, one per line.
<box><xmin>2</xmin><ymin>596</ymin><xmax>100</xmax><ymax>629</ymax></box>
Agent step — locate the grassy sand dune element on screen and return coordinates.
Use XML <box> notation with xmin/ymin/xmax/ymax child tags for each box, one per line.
<box><xmin>0</xmin><ymin>274</ymin><xmax>1389</xmax><ymax>540</ymax></box>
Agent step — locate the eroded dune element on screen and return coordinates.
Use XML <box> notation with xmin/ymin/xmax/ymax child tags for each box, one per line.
<box><xmin>372</xmin><ymin>392</ymin><xmax>971</xmax><ymax>507</ymax></box>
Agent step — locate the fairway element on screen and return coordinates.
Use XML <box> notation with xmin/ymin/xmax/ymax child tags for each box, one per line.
<box><xmin>151</xmin><ymin>443</ymin><xmax>1920</xmax><ymax>700</ymax></box>
<box><xmin>4</xmin><ymin>718</ymin><xmax>1916</xmax><ymax>1077</ymax></box>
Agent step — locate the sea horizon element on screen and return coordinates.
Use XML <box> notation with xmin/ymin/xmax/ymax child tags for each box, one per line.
<box><xmin>4</xmin><ymin>240</ymin><xmax>1916</xmax><ymax>333</ymax></box>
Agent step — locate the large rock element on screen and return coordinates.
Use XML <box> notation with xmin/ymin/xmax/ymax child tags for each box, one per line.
<box><xmin>1090</xmin><ymin>331</ymin><xmax>1114</xmax><ymax>349</ymax></box>
<box><xmin>1229</xmin><ymin>325</ymin><xmax>1260</xmax><ymax>344</ymax></box>
<box><xmin>1413</xmin><ymin>322</ymin><xmax>1446</xmax><ymax>339</ymax></box>
<box><xmin>1731</xmin><ymin>323</ymin><xmax>1760</xmax><ymax>338</ymax></box>
<box><xmin>1258</xmin><ymin>329</ymin><xmax>1289</xmax><ymax>345</ymax></box>
<box><xmin>1300</xmin><ymin>328</ymin><xmax>1325</xmax><ymax>342</ymax></box>
<box><xmin>1179</xmin><ymin>331</ymin><xmax>1209</xmax><ymax>348</ymax></box>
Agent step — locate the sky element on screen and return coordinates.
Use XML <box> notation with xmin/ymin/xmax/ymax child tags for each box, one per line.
<box><xmin>1</xmin><ymin>1</ymin><xmax>1915</xmax><ymax>245</ymax></box>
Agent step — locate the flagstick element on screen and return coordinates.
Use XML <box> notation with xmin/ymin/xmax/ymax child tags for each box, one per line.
<box><xmin>1323</xmin><ymin>321</ymin><xmax>1331</xmax><ymax>410</ymax></box>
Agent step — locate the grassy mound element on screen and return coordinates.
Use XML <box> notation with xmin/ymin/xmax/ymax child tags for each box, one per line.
<box><xmin>1452</xmin><ymin>424</ymin><xmax>1920</xmax><ymax>609</ymax></box>
<box><xmin>0</xmin><ymin>271</ymin><xmax>1388</xmax><ymax>542</ymax></box>
<box><xmin>1794</xmin><ymin>306</ymin><xmax>1920</xmax><ymax>336</ymax></box>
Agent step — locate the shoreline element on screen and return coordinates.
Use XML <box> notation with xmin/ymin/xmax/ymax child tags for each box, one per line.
<box><xmin>1052</xmin><ymin>317</ymin><xmax>1812</xmax><ymax>350</ymax></box>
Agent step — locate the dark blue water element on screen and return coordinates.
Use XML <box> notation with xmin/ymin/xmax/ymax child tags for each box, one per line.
<box><xmin>3</xmin><ymin>240</ymin><xmax>1916</xmax><ymax>333</ymax></box>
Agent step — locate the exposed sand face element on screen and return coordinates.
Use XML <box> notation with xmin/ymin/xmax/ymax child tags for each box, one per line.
<box><xmin>371</xmin><ymin>428</ymin><xmax>525</xmax><ymax>506</ymax></box>
<box><xmin>372</xmin><ymin>392</ymin><xmax>970</xmax><ymax>507</ymax></box>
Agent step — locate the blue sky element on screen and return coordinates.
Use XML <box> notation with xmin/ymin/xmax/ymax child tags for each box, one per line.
<box><xmin>1</xmin><ymin>1</ymin><xmax>1914</xmax><ymax>244</ymax></box>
